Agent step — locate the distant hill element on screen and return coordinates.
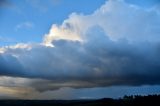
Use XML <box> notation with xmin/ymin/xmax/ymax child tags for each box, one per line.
<box><xmin>0</xmin><ymin>95</ymin><xmax>160</xmax><ymax>106</ymax></box>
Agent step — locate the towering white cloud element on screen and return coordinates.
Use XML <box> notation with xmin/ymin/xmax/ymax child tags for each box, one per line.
<box><xmin>44</xmin><ymin>0</ymin><xmax>160</xmax><ymax>46</ymax></box>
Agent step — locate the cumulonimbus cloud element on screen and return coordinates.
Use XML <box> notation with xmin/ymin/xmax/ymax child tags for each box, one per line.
<box><xmin>0</xmin><ymin>0</ymin><xmax>160</xmax><ymax>91</ymax></box>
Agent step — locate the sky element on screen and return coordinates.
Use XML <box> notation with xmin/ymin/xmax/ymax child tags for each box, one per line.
<box><xmin>0</xmin><ymin>0</ymin><xmax>160</xmax><ymax>99</ymax></box>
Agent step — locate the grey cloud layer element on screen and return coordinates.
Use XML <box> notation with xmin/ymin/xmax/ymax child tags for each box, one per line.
<box><xmin>0</xmin><ymin>0</ymin><xmax>160</xmax><ymax>91</ymax></box>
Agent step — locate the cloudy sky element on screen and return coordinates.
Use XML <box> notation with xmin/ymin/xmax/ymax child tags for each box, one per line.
<box><xmin>0</xmin><ymin>0</ymin><xmax>160</xmax><ymax>99</ymax></box>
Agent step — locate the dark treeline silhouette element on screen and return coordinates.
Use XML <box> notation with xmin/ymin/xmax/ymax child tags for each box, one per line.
<box><xmin>0</xmin><ymin>94</ymin><xmax>160</xmax><ymax>106</ymax></box>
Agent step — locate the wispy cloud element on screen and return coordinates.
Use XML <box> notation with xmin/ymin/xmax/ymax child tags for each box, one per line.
<box><xmin>15</xmin><ymin>22</ymin><xmax>34</xmax><ymax>31</ymax></box>
<box><xmin>0</xmin><ymin>36</ymin><xmax>14</xmax><ymax>42</ymax></box>
<box><xmin>26</xmin><ymin>0</ymin><xmax>61</xmax><ymax>12</ymax></box>
<box><xmin>26</xmin><ymin>0</ymin><xmax>48</xmax><ymax>12</ymax></box>
<box><xmin>51</xmin><ymin>0</ymin><xmax>61</xmax><ymax>6</ymax></box>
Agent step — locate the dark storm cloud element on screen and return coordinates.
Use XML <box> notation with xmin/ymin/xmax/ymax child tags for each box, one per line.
<box><xmin>0</xmin><ymin>54</ymin><xmax>25</xmax><ymax>77</ymax></box>
<box><xmin>1</xmin><ymin>26</ymin><xmax>160</xmax><ymax>92</ymax></box>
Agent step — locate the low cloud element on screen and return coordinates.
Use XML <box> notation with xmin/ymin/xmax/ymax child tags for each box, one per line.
<box><xmin>0</xmin><ymin>0</ymin><xmax>160</xmax><ymax>92</ymax></box>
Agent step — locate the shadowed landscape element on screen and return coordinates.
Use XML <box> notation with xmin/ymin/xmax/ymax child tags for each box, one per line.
<box><xmin>0</xmin><ymin>95</ymin><xmax>160</xmax><ymax>106</ymax></box>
